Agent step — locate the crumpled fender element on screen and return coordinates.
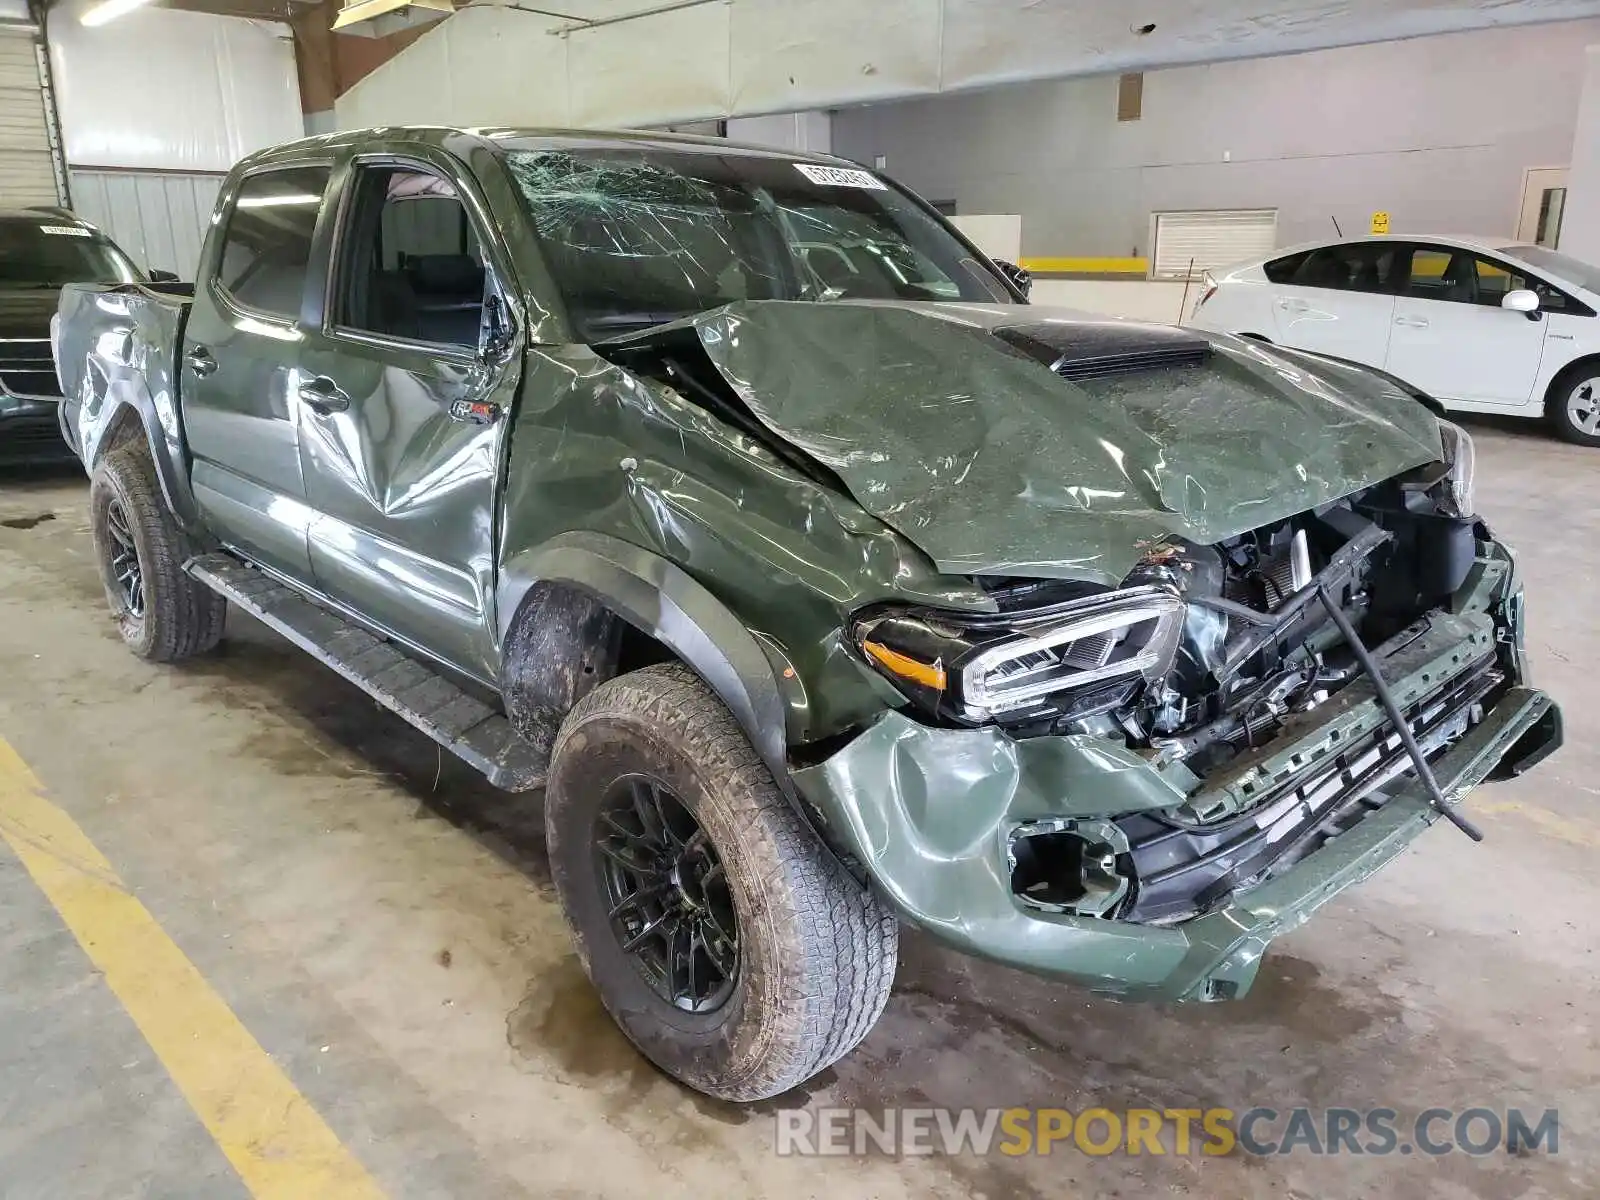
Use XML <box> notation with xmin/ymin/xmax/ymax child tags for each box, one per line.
<box><xmin>56</xmin><ymin>283</ymin><xmax>199</xmax><ymax>527</ymax></box>
<box><xmin>496</xmin><ymin>529</ymin><xmax>805</xmax><ymax>801</ymax></box>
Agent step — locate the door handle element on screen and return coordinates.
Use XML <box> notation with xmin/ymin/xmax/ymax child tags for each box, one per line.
<box><xmin>1394</xmin><ymin>315</ymin><xmax>1430</xmax><ymax>329</ymax></box>
<box><xmin>297</xmin><ymin>375</ymin><xmax>350</xmax><ymax>415</ymax></box>
<box><xmin>1276</xmin><ymin>298</ymin><xmax>1310</xmax><ymax>313</ymax></box>
<box><xmin>185</xmin><ymin>345</ymin><xmax>217</xmax><ymax>377</ymax></box>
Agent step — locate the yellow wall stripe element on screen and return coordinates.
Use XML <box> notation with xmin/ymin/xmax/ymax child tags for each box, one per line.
<box><xmin>1019</xmin><ymin>256</ymin><xmax>1149</xmax><ymax>276</ymax></box>
<box><xmin>0</xmin><ymin>738</ymin><xmax>385</xmax><ymax>1200</ymax></box>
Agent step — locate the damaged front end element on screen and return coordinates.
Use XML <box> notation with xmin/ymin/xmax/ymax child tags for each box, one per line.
<box><xmin>794</xmin><ymin>435</ymin><xmax>1561</xmax><ymax>1001</ymax></box>
<box><xmin>545</xmin><ymin>282</ymin><xmax>1558</xmax><ymax>1001</ymax></box>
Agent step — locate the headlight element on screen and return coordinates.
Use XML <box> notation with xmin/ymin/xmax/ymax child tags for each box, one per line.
<box><xmin>1438</xmin><ymin>420</ymin><xmax>1476</xmax><ymax>518</ymax></box>
<box><xmin>854</xmin><ymin>586</ymin><xmax>1184</xmax><ymax>725</ymax></box>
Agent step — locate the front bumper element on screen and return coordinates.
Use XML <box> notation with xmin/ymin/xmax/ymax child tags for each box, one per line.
<box><xmin>0</xmin><ymin>396</ymin><xmax>73</xmax><ymax>465</ymax></box>
<box><xmin>792</xmin><ymin>605</ymin><xmax>1561</xmax><ymax>1002</ymax></box>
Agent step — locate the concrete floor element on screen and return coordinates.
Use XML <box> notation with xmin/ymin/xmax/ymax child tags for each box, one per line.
<box><xmin>0</xmin><ymin>421</ymin><xmax>1594</xmax><ymax>1200</ymax></box>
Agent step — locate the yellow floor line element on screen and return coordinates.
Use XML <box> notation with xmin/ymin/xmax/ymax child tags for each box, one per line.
<box><xmin>0</xmin><ymin>738</ymin><xmax>385</xmax><ymax>1200</ymax></box>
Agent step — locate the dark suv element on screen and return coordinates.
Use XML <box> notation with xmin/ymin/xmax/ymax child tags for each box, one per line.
<box><xmin>1</xmin><ymin>208</ymin><xmax>153</xmax><ymax>464</ymax></box>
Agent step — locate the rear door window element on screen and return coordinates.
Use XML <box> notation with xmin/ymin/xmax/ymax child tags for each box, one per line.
<box><xmin>1280</xmin><ymin>243</ymin><xmax>1401</xmax><ymax>293</ymax></box>
<box><xmin>1262</xmin><ymin>251</ymin><xmax>1308</xmax><ymax>284</ymax></box>
<box><xmin>214</xmin><ymin>166</ymin><xmax>331</xmax><ymax>321</ymax></box>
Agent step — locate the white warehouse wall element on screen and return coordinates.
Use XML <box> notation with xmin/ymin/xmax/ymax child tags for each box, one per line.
<box><xmin>725</xmin><ymin>112</ymin><xmax>832</xmax><ymax>154</ymax></box>
<box><xmin>335</xmin><ymin>0</ymin><xmax>1600</xmax><ymax>133</ymax></box>
<box><xmin>831</xmin><ymin>19</ymin><xmax>1600</xmax><ymax>259</ymax></box>
<box><xmin>1562</xmin><ymin>45</ymin><xmax>1600</xmax><ymax>261</ymax></box>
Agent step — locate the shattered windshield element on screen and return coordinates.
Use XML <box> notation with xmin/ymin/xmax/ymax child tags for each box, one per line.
<box><xmin>502</xmin><ymin>147</ymin><xmax>1014</xmax><ymax>341</ymax></box>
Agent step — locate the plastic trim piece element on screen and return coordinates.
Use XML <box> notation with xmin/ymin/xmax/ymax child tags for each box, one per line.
<box><xmin>498</xmin><ymin>530</ymin><xmax>799</xmax><ymax>796</ymax></box>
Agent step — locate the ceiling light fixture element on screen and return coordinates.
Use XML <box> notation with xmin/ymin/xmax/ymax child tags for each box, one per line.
<box><xmin>80</xmin><ymin>0</ymin><xmax>157</xmax><ymax>26</ymax></box>
<box><xmin>235</xmin><ymin>193</ymin><xmax>324</xmax><ymax>208</ymax></box>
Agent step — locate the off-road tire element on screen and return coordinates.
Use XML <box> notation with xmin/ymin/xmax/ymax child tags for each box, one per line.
<box><xmin>545</xmin><ymin>663</ymin><xmax>897</xmax><ymax>1101</ymax></box>
<box><xmin>89</xmin><ymin>443</ymin><xmax>225</xmax><ymax>661</ymax></box>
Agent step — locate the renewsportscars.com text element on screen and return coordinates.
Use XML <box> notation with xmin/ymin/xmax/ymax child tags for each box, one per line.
<box><xmin>774</xmin><ymin>1106</ymin><xmax>1559</xmax><ymax>1158</ymax></box>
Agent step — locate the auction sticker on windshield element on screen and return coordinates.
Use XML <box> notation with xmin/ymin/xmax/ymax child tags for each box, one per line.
<box><xmin>794</xmin><ymin>164</ymin><xmax>887</xmax><ymax>190</ymax></box>
<box><xmin>39</xmin><ymin>225</ymin><xmax>92</xmax><ymax>237</ymax></box>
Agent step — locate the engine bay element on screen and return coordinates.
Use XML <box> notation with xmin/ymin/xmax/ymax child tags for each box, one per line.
<box><xmin>1111</xmin><ymin>463</ymin><xmax>1482</xmax><ymax>775</ymax></box>
<box><xmin>989</xmin><ymin>461</ymin><xmax>1516</xmax><ymax>927</ymax></box>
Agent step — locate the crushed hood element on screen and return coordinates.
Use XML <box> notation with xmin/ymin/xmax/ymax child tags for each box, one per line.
<box><xmin>647</xmin><ymin>300</ymin><xmax>1444</xmax><ymax>586</ymax></box>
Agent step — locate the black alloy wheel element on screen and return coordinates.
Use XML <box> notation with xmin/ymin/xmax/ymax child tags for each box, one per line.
<box><xmin>104</xmin><ymin>497</ymin><xmax>145</xmax><ymax>618</ymax></box>
<box><xmin>593</xmin><ymin>774</ymin><xmax>740</xmax><ymax>1013</ymax></box>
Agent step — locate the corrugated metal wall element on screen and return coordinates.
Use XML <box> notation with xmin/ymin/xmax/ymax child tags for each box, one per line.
<box><xmin>67</xmin><ymin>170</ymin><xmax>224</xmax><ymax>278</ymax></box>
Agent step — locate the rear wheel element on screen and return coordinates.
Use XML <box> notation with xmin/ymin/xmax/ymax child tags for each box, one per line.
<box><xmin>89</xmin><ymin>444</ymin><xmax>225</xmax><ymax>660</ymax></box>
<box><xmin>1547</xmin><ymin>363</ymin><xmax>1600</xmax><ymax>446</ymax></box>
<box><xmin>545</xmin><ymin>663</ymin><xmax>897</xmax><ymax>1101</ymax></box>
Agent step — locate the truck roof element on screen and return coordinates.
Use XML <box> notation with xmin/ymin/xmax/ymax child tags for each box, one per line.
<box><xmin>239</xmin><ymin>125</ymin><xmax>858</xmax><ymax>171</ymax></box>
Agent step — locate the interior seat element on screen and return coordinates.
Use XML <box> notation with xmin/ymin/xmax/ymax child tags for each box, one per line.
<box><xmin>405</xmin><ymin>254</ymin><xmax>486</xmax><ymax>346</ymax></box>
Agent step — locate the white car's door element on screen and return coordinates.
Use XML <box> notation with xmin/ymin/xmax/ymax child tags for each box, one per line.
<box><xmin>1263</xmin><ymin>242</ymin><xmax>1402</xmax><ymax>367</ymax></box>
<box><xmin>1384</xmin><ymin>244</ymin><xmax>1550</xmax><ymax>409</ymax></box>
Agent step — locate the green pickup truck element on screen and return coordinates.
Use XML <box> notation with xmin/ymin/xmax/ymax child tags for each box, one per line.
<box><xmin>52</xmin><ymin>126</ymin><xmax>1560</xmax><ymax>1101</ymax></box>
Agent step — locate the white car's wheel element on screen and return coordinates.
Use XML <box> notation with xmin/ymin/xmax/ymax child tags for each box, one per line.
<box><xmin>1551</xmin><ymin>366</ymin><xmax>1600</xmax><ymax>446</ymax></box>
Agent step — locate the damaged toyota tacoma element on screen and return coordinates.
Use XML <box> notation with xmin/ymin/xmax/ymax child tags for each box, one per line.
<box><xmin>52</xmin><ymin>128</ymin><xmax>1561</xmax><ymax>1101</ymax></box>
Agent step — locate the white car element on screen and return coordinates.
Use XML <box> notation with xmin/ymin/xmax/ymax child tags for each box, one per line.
<box><xmin>1189</xmin><ymin>234</ymin><xmax>1600</xmax><ymax>444</ymax></box>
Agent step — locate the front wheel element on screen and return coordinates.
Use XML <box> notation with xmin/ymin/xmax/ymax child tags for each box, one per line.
<box><xmin>89</xmin><ymin>444</ymin><xmax>225</xmax><ymax>661</ymax></box>
<box><xmin>1548</xmin><ymin>365</ymin><xmax>1600</xmax><ymax>446</ymax></box>
<box><xmin>545</xmin><ymin>663</ymin><xmax>897</xmax><ymax>1101</ymax></box>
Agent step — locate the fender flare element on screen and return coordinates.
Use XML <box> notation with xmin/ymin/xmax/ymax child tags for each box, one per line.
<box><xmin>496</xmin><ymin>530</ymin><xmax>804</xmax><ymax>809</ymax></box>
<box><xmin>78</xmin><ymin>383</ymin><xmax>201</xmax><ymax>530</ymax></box>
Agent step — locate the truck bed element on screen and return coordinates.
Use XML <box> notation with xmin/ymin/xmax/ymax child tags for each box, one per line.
<box><xmin>54</xmin><ymin>281</ymin><xmax>191</xmax><ymax>470</ymax></box>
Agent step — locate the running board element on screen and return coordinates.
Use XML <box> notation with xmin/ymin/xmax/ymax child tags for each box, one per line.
<box><xmin>186</xmin><ymin>552</ymin><xmax>545</xmax><ymax>791</ymax></box>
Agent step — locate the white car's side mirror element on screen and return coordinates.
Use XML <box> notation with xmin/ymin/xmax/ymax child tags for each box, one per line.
<box><xmin>1502</xmin><ymin>288</ymin><xmax>1541</xmax><ymax>315</ymax></box>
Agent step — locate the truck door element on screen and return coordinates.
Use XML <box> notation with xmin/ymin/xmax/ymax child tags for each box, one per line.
<box><xmin>295</xmin><ymin>154</ymin><xmax>521</xmax><ymax>683</ymax></box>
<box><xmin>182</xmin><ymin>162</ymin><xmax>333</xmax><ymax>581</ymax></box>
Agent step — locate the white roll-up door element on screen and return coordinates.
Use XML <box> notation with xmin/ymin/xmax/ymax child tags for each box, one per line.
<box><xmin>1151</xmin><ymin>209</ymin><xmax>1277</xmax><ymax>280</ymax></box>
<box><xmin>0</xmin><ymin>24</ymin><xmax>63</xmax><ymax>206</ymax></box>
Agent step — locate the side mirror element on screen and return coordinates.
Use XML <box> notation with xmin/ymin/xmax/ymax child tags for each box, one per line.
<box><xmin>993</xmin><ymin>258</ymin><xmax>1032</xmax><ymax>299</ymax></box>
<box><xmin>1502</xmin><ymin>288</ymin><xmax>1541</xmax><ymax>319</ymax></box>
<box><xmin>147</xmin><ymin>268</ymin><xmax>180</xmax><ymax>284</ymax></box>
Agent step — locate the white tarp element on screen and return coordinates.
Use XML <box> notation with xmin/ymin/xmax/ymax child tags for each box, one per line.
<box><xmin>50</xmin><ymin>7</ymin><xmax>302</xmax><ymax>172</ymax></box>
